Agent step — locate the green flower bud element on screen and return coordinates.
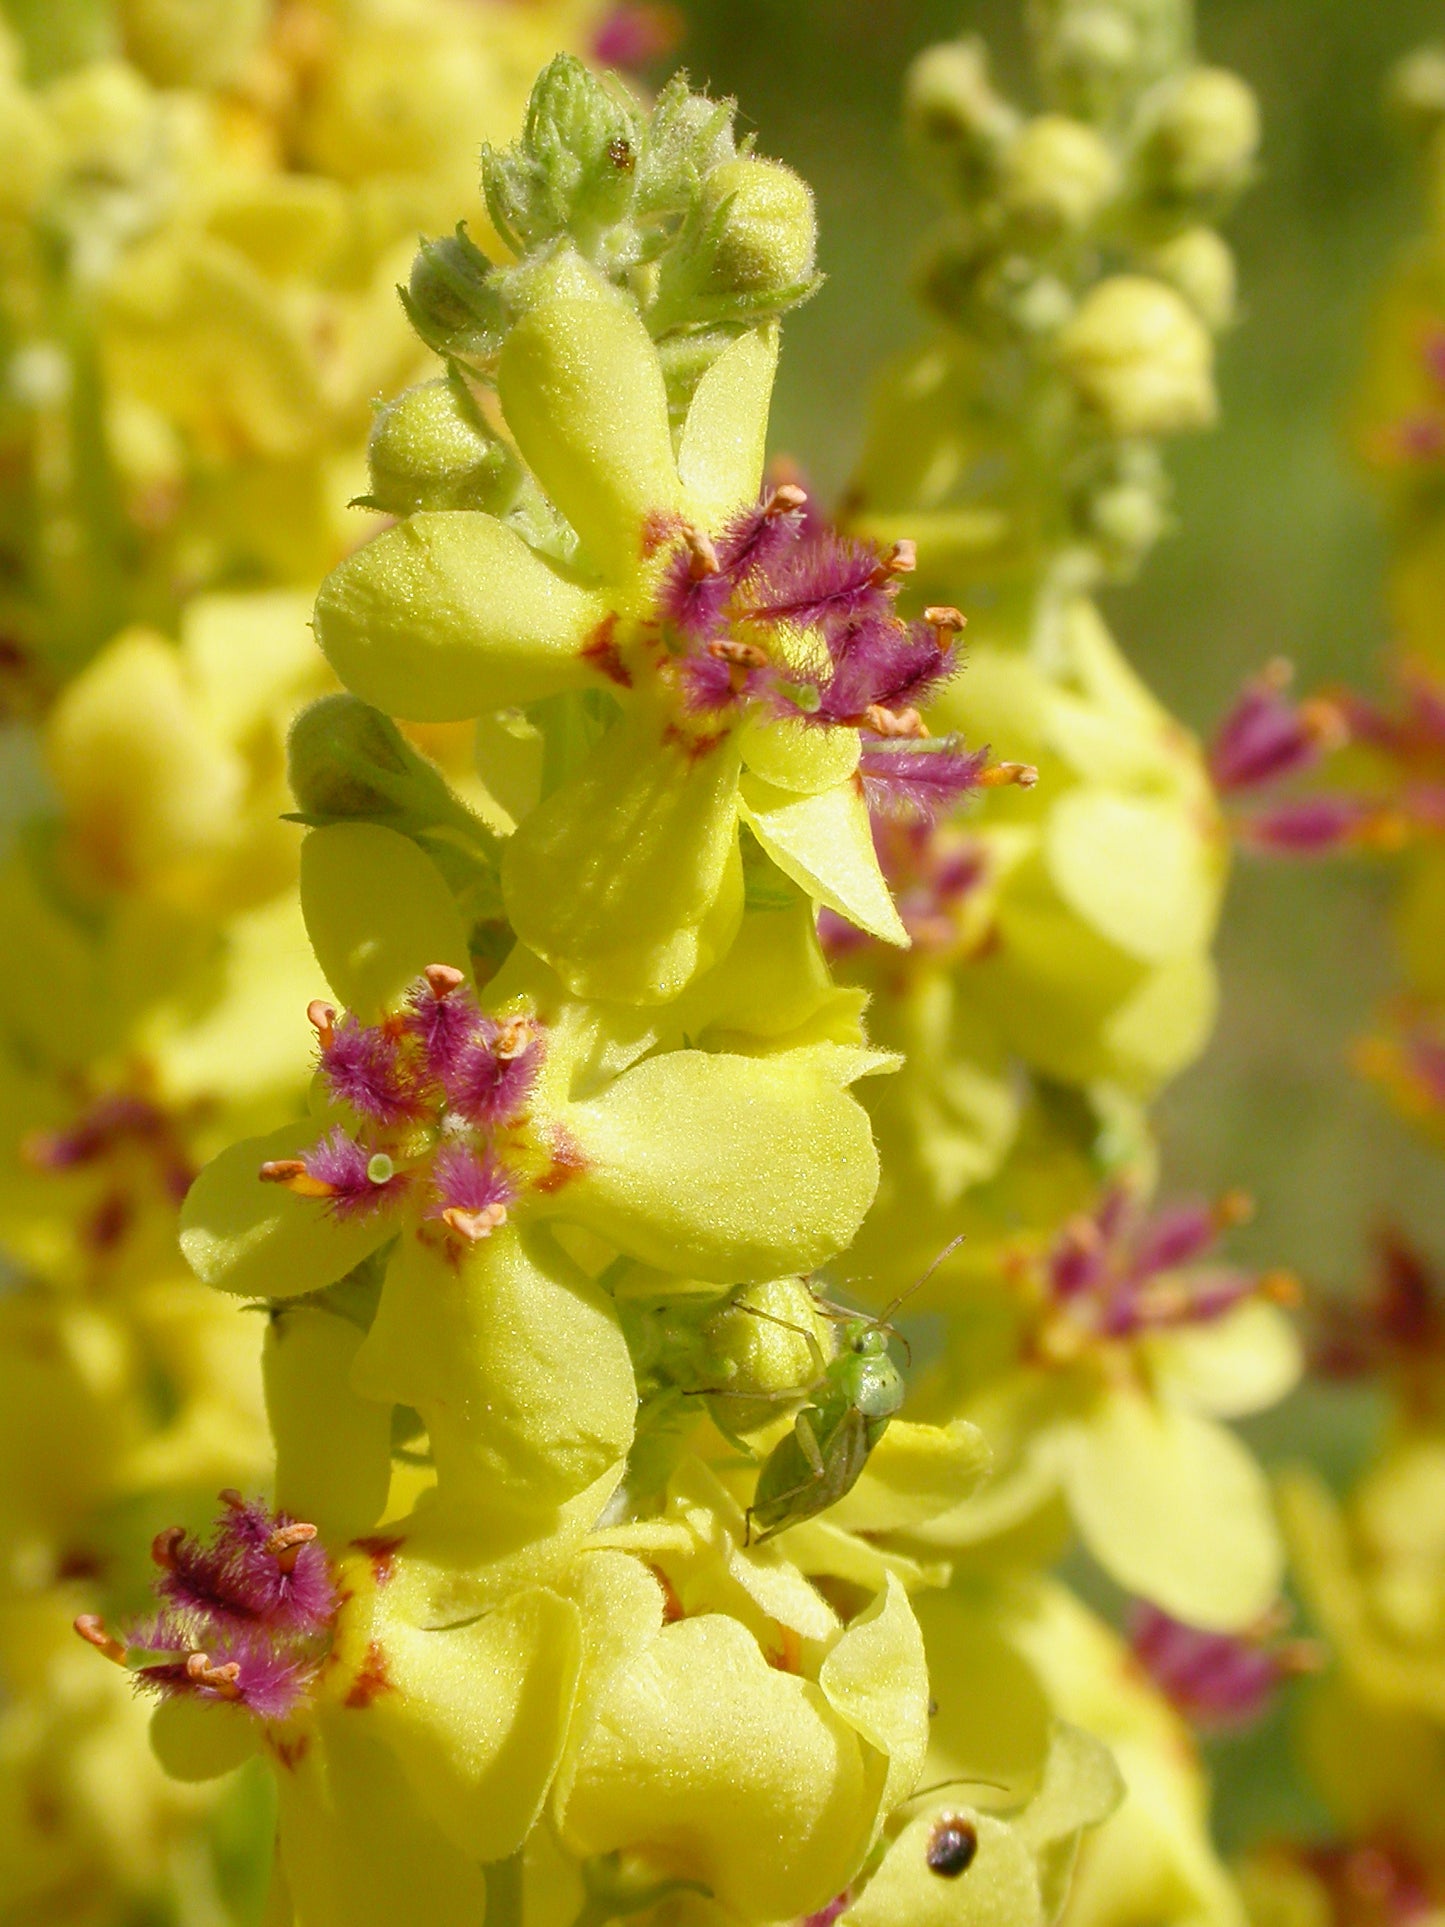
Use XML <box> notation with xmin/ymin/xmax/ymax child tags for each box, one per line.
<box><xmin>119</xmin><ymin>0</ymin><xmax>268</xmax><ymax>86</ymax></box>
<box><xmin>1147</xmin><ymin>226</ymin><xmax>1237</xmax><ymax>329</ymax></box>
<box><xmin>703</xmin><ymin>1277</ymin><xmax>831</xmax><ymax>1436</ymax></box>
<box><xmin>402</xmin><ymin>225</ymin><xmax>506</xmax><ymax>368</ymax></box>
<box><xmin>1390</xmin><ymin>46</ymin><xmax>1445</xmax><ymax>140</ymax></box>
<box><xmin>286</xmin><ymin>695</ymin><xmax>503</xmax><ymax>927</ymax></box>
<box><xmin>1050</xmin><ymin>5</ymin><xmax>1139</xmax><ymax>82</ymax></box>
<box><xmin>365</xmin><ymin>377</ymin><xmax>518</xmax><ymax>517</ymax></box>
<box><xmin>1140</xmin><ymin>67</ymin><xmax>1261</xmax><ymax>202</ymax></box>
<box><xmin>1057</xmin><ymin>275</ymin><xmax>1216</xmax><ymax>437</ymax></box>
<box><xmin>482</xmin><ymin>52</ymin><xmax>641</xmax><ymax>259</ymax></box>
<box><xmin>647</xmin><ymin>155</ymin><xmax>818</xmax><ymax>333</ymax></box>
<box><xmin>904</xmin><ymin>39</ymin><xmax>1020</xmax><ymax>187</ymax></box>
<box><xmin>1087</xmin><ymin>477</ymin><xmax>1170</xmax><ymax>568</ymax></box>
<box><xmin>701</xmin><ymin>157</ymin><xmax>817</xmax><ymax>294</ymax></box>
<box><xmin>1000</xmin><ymin>116</ymin><xmax>1120</xmax><ymax>235</ymax></box>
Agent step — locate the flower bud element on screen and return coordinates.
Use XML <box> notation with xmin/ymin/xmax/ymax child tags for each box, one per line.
<box><xmin>698</xmin><ymin>157</ymin><xmax>818</xmax><ymax>297</ymax></box>
<box><xmin>482</xmin><ymin>52</ymin><xmax>641</xmax><ymax>256</ymax></box>
<box><xmin>1000</xmin><ymin>116</ymin><xmax>1120</xmax><ymax>234</ymax></box>
<box><xmin>1049</xmin><ymin>4</ymin><xmax>1139</xmax><ymax>82</ymax></box>
<box><xmin>702</xmin><ymin>1278</ymin><xmax>830</xmax><ymax>1436</ymax></box>
<box><xmin>402</xmin><ymin>225</ymin><xmax>505</xmax><ymax>367</ymax></box>
<box><xmin>1390</xmin><ymin>46</ymin><xmax>1445</xmax><ymax>139</ymax></box>
<box><xmin>286</xmin><ymin>696</ymin><xmax>502</xmax><ymax>924</ymax></box>
<box><xmin>1057</xmin><ymin>275</ymin><xmax>1216</xmax><ymax>436</ymax></box>
<box><xmin>1087</xmin><ymin>477</ymin><xmax>1170</xmax><ymax>568</ymax></box>
<box><xmin>1146</xmin><ymin>227</ymin><xmax>1237</xmax><ymax>329</ymax></box>
<box><xmin>905</xmin><ymin>39</ymin><xmax>1019</xmax><ymax>183</ymax></box>
<box><xmin>366</xmin><ymin>378</ymin><xmax>517</xmax><ymax>516</ymax></box>
<box><xmin>1140</xmin><ymin>68</ymin><xmax>1260</xmax><ymax>202</ymax></box>
<box><xmin>288</xmin><ymin>694</ymin><xmax>419</xmax><ymax>826</ymax></box>
<box><xmin>119</xmin><ymin>0</ymin><xmax>269</xmax><ymax>86</ymax></box>
<box><xmin>649</xmin><ymin>155</ymin><xmax>817</xmax><ymax>331</ymax></box>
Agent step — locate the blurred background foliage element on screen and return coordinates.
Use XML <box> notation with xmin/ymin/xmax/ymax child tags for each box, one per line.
<box><xmin>672</xmin><ymin>0</ymin><xmax>1445</xmax><ymax>1854</ymax></box>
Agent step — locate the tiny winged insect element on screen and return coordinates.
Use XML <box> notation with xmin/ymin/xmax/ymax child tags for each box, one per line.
<box><xmin>743</xmin><ymin>1238</ymin><xmax>962</xmax><ymax>1545</ymax></box>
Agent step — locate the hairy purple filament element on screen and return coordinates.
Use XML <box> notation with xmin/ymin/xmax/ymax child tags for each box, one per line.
<box><xmin>1311</xmin><ymin>1230</ymin><xmax>1445</xmax><ymax>1420</ymax></box>
<box><xmin>262</xmin><ymin>973</ymin><xmax>544</xmax><ymax>1244</ymax></box>
<box><xmin>125</xmin><ymin>1495</ymin><xmax>337</xmax><ymax>1721</ymax></box>
<box><xmin>1128</xmin><ymin>1602</ymin><xmax>1299</xmax><ymax>1733</ymax></box>
<box><xmin>1038</xmin><ymin>1188</ymin><xmax>1290</xmax><ymax>1342</ymax></box>
<box><xmin>655</xmin><ymin>499</ymin><xmax>977</xmax><ymax>810</ymax></box>
<box><xmin>1209</xmin><ymin>664</ymin><xmax>1343</xmax><ymax>794</ymax></box>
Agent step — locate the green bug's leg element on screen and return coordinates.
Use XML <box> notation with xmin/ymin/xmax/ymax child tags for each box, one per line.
<box><xmin>735</xmin><ymin>1304</ymin><xmax>829</xmax><ymax>1381</ymax></box>
<box><xmin>747</xmin><ymin>1468</ymin><xmax>828</xmax><ymax>1544</ymax></box>
<box><xmin>793</xmin><ymin>1409</ymin><xmax>826</xmax><ymax>1478</ymax></box>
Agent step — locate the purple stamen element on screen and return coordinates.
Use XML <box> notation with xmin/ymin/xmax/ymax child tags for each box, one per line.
<box><xmin>858</xmin><ymin>740</ymin><xmax>991</xmax><ymax>821</ymax></box>
<box><xmin>405</xmin><ymin>975</ymin><xmax>485</xmax><ymax>1087</ymax></box>
<box><xmin>737</xmin><ymin>528</ymin><xmax>888</xmax><ymax>634</ymax></box>
<box><xmin>430</xmin><ymin>1143</ymin><xmax>515</xmax><ymax>1219</ymax></box>
<box><xmin>153</xmin><ymin>1496</ymin><xmax>335</xmax><ymax>1634</ymax></box>
<box><xmin>320</xmin><ymin>1016</ymin><xmax>417</xmax><ymax>1125</ymax></box>
<box><xmin>124</xmin><ymin>1498</ymin><xmax>338</xmax><ymax>1722</ymax></box>
<box><xmin>445</xmin><ymin>1022</ymin><xmax>543</xmax><ymax>1128</ymax></box>
<box><xmin>1128</xmin><ymin>1601</ymin><xmax>1300</xmax><ymax>1733</ymax></box>
<box><xmin>1125</xmin><ymin>1201</ymin><xmax>1220</xmax><ymax>1282</ymax></box>
<box><xmin>304</xmin><ymin>1127</ymin><xmax>407</xmax><ymax>1219</ymax></box>
<box><xmin>1237</xmin><ymin>795</ymin><xmax>1378</xmax><ymax>855</ymax></box>
<box><xmin>1208</xmin><ymin>669</ymin><xmax>1339</xmax><ymax>793</ymax></box>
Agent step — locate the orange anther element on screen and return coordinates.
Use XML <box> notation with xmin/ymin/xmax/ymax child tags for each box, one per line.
<box><xmin>1261</xmin><ymin>1268</ymin><xmax>1304</xmax><ymax>1308</ymax></box>
<box><xmin>424</xmin><ymin>964</ymin><xmax>466</xmax><ymax>1000</ymax></box>
<box><xmin>306</xmin><ymin>1000</ymin><xmax>336</xmax><ymax>1049</ymax></box>
<box><xmin>922</xmin><ymin>605</ymin><xmax>967</xmax><ymax>636</ymax></box>
<box><xmin>186</xmin><ymin>1652</ymin><xmax>243</xmax><ymax>1699</ymax></box>
<box><xmin>685</xmin><ymin>527</ymin><xmax>720</xmax><ymax>580</ymax></box>
<box><xmin>864</xmin><ymin>704</ymin><xmax>929</xmax><ymax>739</ymax></box>
<box><xmin>151</xmin><ymin>1526</ymin><xmax>185</xmax><ymax>1569</ymax></box>
<box><xmin>977</xmin><ymin>761</ymin><xmax>1038</xmax><ymax>789</ymax></box>
<box><xmin>1215</xmin><ymin>1189</ymin><xmax>1254</xmax><ymax>1230</ymax></box>
<box><xmin>493</xmin><ymin>1016</ymin><xmax>533</xmax><ymax>1062</ymax></box>
<box><xmin>1276</xmin><ymin>1637</ymin><xmax>1326</xmax><ymax>1677</ymax></box>
<box><xmin>872</xmin><ymin>538</ymin><xmax>916</xmax><ymax>584</ymax></box>
<box><xmin>707</xmin><ymin>638</ymin><xmax>769</xmax><ymax>668</ymax></box>
<box><xmin>765</xmin><ymin>482</ymin><xmax>809</xmax><ymax>517</ymax></box>
<box><xmin>265</xmin><ymin>1520</ymin><xmax>319</xmax><ymax>1573</ymax></box>
<box><xmin>1299</xmin><ymin>696</ymin><xmax>1349</xmax><ymax>752</ymax></box>
<box><xmin>258</xmin><ymin>1160</ymin><xmax>335</xmax><ymax>1199</ymax></box>
<box><xmin>74</xmin><ymin>1614</ymin><xmax>127</xmax><ymax>1665</ymax></box>
<box><xmin>442</xmin><ymin>1202</ymin><xmax>508</xmax><ymax>1243</ymax></box>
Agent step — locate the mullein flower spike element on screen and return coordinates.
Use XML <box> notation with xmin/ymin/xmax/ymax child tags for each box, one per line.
<box><xmin>53</xmin><ymin>36</ymin><xmax>1309</xmax><ymax>1927</ymax></box>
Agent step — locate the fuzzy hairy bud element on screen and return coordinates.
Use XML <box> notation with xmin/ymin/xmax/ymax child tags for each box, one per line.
<box><xmin>365</xmin><ymin>377</ymin><xmax>517</xmax><ymax>516</ymax></box>
<box><xmin>1147</xmin><ymin>227</ymin><xmax>1237</xmax><ymax>330</ymax></box>
<box><xmin>1000</xmin><ymin>115</ymin><xmax>1120</xmax><ymax>234</ymax></box>
<box><xmin>1140</xmin><ymin>68</ymin><xmax>1261</xmax><ymax>203</ymax></box>
<box><xmin>905</xmin><ymin>39</ymin><xmax>1019</xmax><ymax>190</ymax></box>
<box><xmin>403</xmin><ymin>225</ymin><xmax>506</xmax><ymax>367</ymax></box>
<box><xmin>1057</xmin><ymin>274</ymin><xmax>1216</xmax><ymax>436</ymax></box>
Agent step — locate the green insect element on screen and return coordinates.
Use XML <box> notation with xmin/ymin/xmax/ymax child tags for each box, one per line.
<box><xmin>743</xmin><ymin>1237</ymin><xmax>962</xmax><ymax>1546</ymax></box>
